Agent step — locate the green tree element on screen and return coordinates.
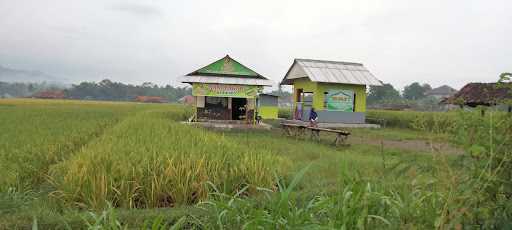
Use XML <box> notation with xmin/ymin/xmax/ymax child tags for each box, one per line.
<box><xmin>403</xmin><ymin>82</ymin><xmax>428</xmax><ymax>100</ymax></box>
<box><xmin>65</xmin><ymin>79</ymin><xmax>192</xmax><ymax>102</ymax></box>
<box><xmin>497</xmin><ymin>72</ymin><xmax>512</xmax><ymax>112</ymax></box>
<box><xmin>367</xmin><ymin>83</ymin><xmax>401</xmax><ymax>104</ymax></box>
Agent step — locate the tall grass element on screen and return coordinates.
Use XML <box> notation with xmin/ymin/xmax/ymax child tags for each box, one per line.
<box><xmin>194</xmin><ymin>162</ymin><xmax>460</xmax><ymax>229</ymax></box>
<box><xmin>49</xmin><ymin>108</ymin><xmax>288</xmax><ymax>209</ymax></box>
<box><xmin>367</xmin><ymin>109</ymin><xmax>457</xmax><ymax>132</ymax></box>
<box><xmin>0</xmin><ymin>99</ymin><xmax>144</xmax><ymax>191</ymax></box>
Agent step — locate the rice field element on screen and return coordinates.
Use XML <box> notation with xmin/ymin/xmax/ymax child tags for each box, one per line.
<box><xmin>0</xmin><ymin>99</ymin><xmax>286</xmax><ymax>210</ymax></box>
<box><xmin>1</xmin><ymin>99</ymin><xmax>509</xmax><ymax>229</ymax></box>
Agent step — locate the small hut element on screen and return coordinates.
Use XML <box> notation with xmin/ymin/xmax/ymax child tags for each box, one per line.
<box><xmin>442</xmin><ymin>83</ymin><xmax>512</xmax><ymax>111</ymax></box>
<box><xmin>179</xmin><ymin>55</ymin><xmax>273</xmax><ymax>122</ymax></box>
<box><xmin>280</xmin><ymin>58</ymin><xmax>382</xmax><ymax>123</ymax></box>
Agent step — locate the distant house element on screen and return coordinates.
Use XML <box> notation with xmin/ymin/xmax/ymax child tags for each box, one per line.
<box><xmin>442</xmin><ymin>83</ymin><xmax>512</xmax><ymax>111</ymax></box>
<box><xmin>178</xmin><ymin>95</ymin><xmax>195</xmax><ymax>105</ymax></box>
<box><xmin>135</xmin><ymin>96</ymin><xmax>167</xmax><ymax>103</ymax></box>
<box><xmin>32</xmin><ymin>91</ymin><xmax>65</xmax><ymax>99</ymax></box>
<box><xmin>425</xmin><ymin>85</ymin><xmax>457</xmax><ymax>99</ymax></box>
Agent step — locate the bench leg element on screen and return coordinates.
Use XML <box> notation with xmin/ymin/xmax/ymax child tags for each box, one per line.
<box><xmin>283</xmin><ymin>126</ymin><xmax>292</xmax><ymax>136</ymax></box>
<box><xmin>298</xmin><ymin>127</ymin><xmax>306</xmax><ymax>138</ymax></box>
<box><xmin>310</xmin><ymin>130</ymin><xmax>320</xmax><ymax>142</ymax></box>
<box><xmin>334</xmin><ymin>134</ymin><xmax>348</xmax><ymax>147</ymax></box>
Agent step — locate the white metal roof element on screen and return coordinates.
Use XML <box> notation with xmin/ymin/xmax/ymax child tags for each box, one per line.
<box><xmin>179</xmin><ymin>75</ymin><xmax>273</xmax><ymax>86</ymax></box>
<box><xmin>281</xmin><ymin>59</ymin><xmax>382</xmax><ymax>86</ymax></box>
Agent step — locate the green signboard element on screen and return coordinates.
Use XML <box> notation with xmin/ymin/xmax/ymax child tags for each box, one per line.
<box><xmin>326</xmin><ymin>89</ymin><xmax>354</xmax><ymax>112</ymax></box>
<box><xmin>193</xmin><ymin>83</ymin><xmax>259</xmax><ymax>98</ymax></box>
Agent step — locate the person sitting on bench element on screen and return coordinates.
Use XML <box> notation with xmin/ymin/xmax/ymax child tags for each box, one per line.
<box><xmin>309</xmin><ymin>108</ymin><xmax>318</xmax><ymax>127</ymax></box>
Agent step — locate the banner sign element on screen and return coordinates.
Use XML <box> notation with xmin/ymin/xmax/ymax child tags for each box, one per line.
<box><xmin>193</xmin><ymin>83</ymin><xmax>260</xmax><ymax>98</ymax></box>
<box><xmin>325</xmin><ymin>89</ymin><xmax>354</xmax><ymax>112</ymax></box>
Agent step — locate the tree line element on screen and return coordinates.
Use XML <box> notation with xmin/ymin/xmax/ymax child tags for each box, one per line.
<box><xmin>366</xmin><ymin>82</ymin><xmax>445</xmax><ymax>111</ymax></box>
<box><xmin>0</xmin><ymin>79</ymin><xmax>192</xmax><ymax>102</ymax></box>
<box><xmin>367</xmin><ymin>82</ymin><xmax>434</xmax><ymax>104</ymax></box>
<box><xmin>1</xmin><ymin>79</ymin><xmax>444</xmax><ymax>107</ymax></box>
<box><xmin>0</xmin><ymin>81</ymin><xmax>63</xmax><ymax>98</ymax></box>
<box><xmin>66</xmin><ymin>79</ymin><xmax>191</xmax><ymax>102</ymax></box>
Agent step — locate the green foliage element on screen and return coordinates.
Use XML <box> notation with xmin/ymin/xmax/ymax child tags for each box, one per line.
<box><xmin>3</xmin><ymin>98</ymin><xmax>512</xmax><ymax>229</ymax></box>
<box><xmin>0</xmin><ymin>99</ymin><xmax>139</xmax><ymax>190</ymax></box>
<box><xmin>66</xmin><ymin>79</ymin><xmax>191</xmax><ymax>102</ymax></box>
<box><xmin>0</xmin><ymin>188</ymin><xmax>34</xmax><ymax>215</ymax></box>
<box><xmin>195</xmin><ymin>164</ymin><xmax>463</xmax><ymax>229</ymax></box>
<box><xmin>497</xmin><ymin>72</ymin><xmax>512</xmax><ymax>107</ymax></box>
<box><xmin>367</xmin><ymin>83</ymin><xmax>401</xmax><ymax>104</ymax></box>
<box><xmin>449</xmin><ymin>110</ymin><xmax>512</xmax><ymax>227</ymax></box>
<box><xmin>402</xmin><ymin>82</ymin><xmax>430</xmax><ymax>100</ymax></box>
<box><xmin>278</xmin><ymin>107</ymin><xmax>293</xmax><ymax>119</ymax></box>
<box><xmin>50</xmin><ymin>109</ymin><xmax>286</xmax><ymax>209</ymax></box>
<box><xmin>367</xmin><ymin>109</ymin><xmax>457</xmax><ymax>132</ymax></box>
<box><xmin>1</xmin><ymin>99</ymin><xmax>285</xmax><ymax>211</ymax></box>
<box><xmin>82</xmin><ymin>203</ymin><xmax>124</xmax><ymax>230</ymax></box>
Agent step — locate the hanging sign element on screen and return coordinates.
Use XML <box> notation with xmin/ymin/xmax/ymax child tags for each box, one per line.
<box><xmin>193</xmin><ymin>83</ymin><xmax>259</xmax><ymax>98</ymax></box>
<box><xmin>325</xmin><ymin>89</ymin><xmax>354</xmax><ymax>112</ymax></box>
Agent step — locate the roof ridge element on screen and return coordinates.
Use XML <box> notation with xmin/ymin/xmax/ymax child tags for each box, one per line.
<box><xmin>295</xmin><ymin>58</ymin><xmax>363</xmax><ymax>66</ymax></box>
<box><xmin>186</xmin><ymin>55</ymin><xmax>268</xmax><ymax>79</ymax></box>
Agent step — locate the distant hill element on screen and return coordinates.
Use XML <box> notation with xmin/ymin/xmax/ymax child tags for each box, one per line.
<box><xmin>0</xmin><ymin>65</ymin><xmax>65</xmax><ymax>83</ymax></box>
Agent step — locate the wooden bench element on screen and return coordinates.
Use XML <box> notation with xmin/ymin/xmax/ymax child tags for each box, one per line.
<box><xmin>280</xmin><ymin>123</ymin><xmax>308</xmax><ymax>137</ymax></box>
<box><xmin>280</xmin><ymin>123</ymin><xmax>350</xmax><ymax>146</ymax></box>
<box><xmin>307</xmin><ymin>127</ymin><xmax>350</xmax><ymax>146</ymax></box>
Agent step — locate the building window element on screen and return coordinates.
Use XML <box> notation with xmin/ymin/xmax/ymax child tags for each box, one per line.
<box><xmin>205</xmin><ymin>97</ymin><xmax>228</xmax><ymax>108</ymax></box>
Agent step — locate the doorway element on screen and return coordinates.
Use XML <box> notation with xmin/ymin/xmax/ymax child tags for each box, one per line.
<box><xmin>300</xmin><ymin>92</ymin><xmax>314</xmax><ymax>121</ymax></box>
<box><xmin>232</xmin><ymin>98</ymin><xmax>247</xmax><ymax>120</ymax></box>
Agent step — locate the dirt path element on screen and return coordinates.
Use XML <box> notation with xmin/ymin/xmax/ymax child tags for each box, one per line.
<box><xmin>348</xmin><ymin>135</ymin><xmax>464</xmax><ymax>155</ymax></box>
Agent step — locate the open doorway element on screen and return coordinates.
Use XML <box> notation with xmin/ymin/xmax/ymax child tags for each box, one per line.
<box><xmin>232</xmin><ymin>98</ymin><xmax>247</xmax><ymax>120</ymax></box>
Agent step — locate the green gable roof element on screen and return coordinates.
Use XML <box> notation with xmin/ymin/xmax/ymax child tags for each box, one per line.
<box><xmin>187</xmin><ymin>55</ymin><xmax>267</xmax><ymax>79</ymax></box>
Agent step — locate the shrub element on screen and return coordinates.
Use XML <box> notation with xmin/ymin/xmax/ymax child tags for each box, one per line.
<box><xmin>366</xmin><ymin>110</ymin><xmax>457</xmax><ymax>133</ymax></box>
<box><xmin>278</xmin><ymin>107</ymin><xmax>292</xmax><ymax>119</ymax></box>
<box><xmin>449</xmin><ymin>110</ymin><xmax>512</xmax><ymax>227</ymax></box>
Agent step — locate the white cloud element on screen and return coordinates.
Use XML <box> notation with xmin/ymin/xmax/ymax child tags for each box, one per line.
<box><xmin>0</xmin><ymin>0</ymin><xmax>510</xmax><ymax>89</ymax></box>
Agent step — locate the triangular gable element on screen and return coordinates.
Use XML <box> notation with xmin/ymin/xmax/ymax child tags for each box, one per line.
<box><xmin>187</xmin><ymin>55</ymin><xmax>266</xmax><ymax>79</ymax></box>
<box><xmin>280</xmin><ymin>60</ymin><xmax>309</xmax><ymax>85</ymax></box>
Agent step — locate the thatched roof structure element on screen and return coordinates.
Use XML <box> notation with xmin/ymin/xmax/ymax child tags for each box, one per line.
<box><xmin>442</xmin><ymin>83</ymin><xmax>512</xmax><ymax>107</ymax></box>
<box><xmin>425</xmin><ymin>85</ymin><xmax>457</xmax><ymax>98</ymax></box>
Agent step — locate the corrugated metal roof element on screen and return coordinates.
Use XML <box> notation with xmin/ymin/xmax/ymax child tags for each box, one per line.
<box><xmin>281</xmin><ymin>58</ymin><xmax>382</xmax><ymax>86</ymax></box>
<box><xmin>179</xmin><ymin>75</ymin><xmax>273</xmax><ymax>86</ymax></box>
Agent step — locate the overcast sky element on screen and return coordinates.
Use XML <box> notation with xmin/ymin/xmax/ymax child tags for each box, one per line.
<box><xmin>0</xmin><ymin>0</ymin><xmax>510</xmax><ymax>90</ymax></box>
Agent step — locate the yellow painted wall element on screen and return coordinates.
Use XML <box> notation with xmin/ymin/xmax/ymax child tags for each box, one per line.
<box><xmin>259</xmin><ymin>106</ymin><xmax>278</xmax><ymax>119</ymax></box>
<box><xmin>292</xmin><ymin>78</ymin><xmax>367</xmax><ymax>112</ymax></box>
<box><xmin>292</xmin><ymin>77</ymin><xmax>320</xmax><ymax>108</ymax></box>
